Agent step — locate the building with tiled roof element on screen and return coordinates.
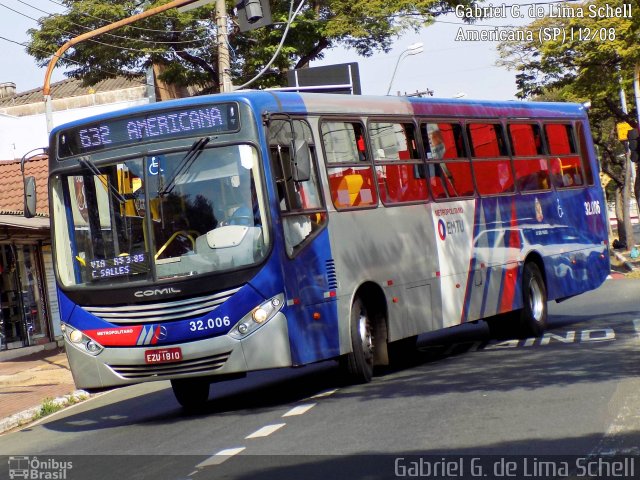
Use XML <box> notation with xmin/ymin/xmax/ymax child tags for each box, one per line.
<box><xmin>0</xmin><ymin>76</ymin><xmax>150</xmax><ymax>162</ymax></box>
<box><xmin>0</xmin><ymin>156</ymin><xmax>49</xmax><ymax>216</ymax></box>
<box><xmin>0</xmin><ymin>76</ymin><xmax>153</xmax><ymax>357</ymax></box>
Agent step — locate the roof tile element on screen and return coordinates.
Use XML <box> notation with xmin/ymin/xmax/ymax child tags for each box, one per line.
<box><xmin>0</xmin><ymin>157</ymin><xmax>49</xmax><ymax>216</ymax></box>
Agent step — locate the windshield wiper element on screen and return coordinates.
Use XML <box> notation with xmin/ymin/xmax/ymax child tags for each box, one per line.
<box><xmin>158</xmin><ymin>136</ymin><xmax>210</xmax><ymax>196</ymax></box>
<box><xmin>77</xmin><ymin>155</ymin><xmax>126</xmax><ymax>204</ymax></box>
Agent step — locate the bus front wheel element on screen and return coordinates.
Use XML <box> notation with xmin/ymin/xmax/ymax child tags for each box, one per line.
<box><xmin>171</xmin><ymin>378</ymin><xmax>210</xmax><ymax>410</ymax></box>
<box><xmin>518</xmin><ymin>262</ymin><xmax>547</xmax><ymax>338</ymax></box>
<box><xmin>341</xmin><ymin>296</ymin><xmax>374</xmax><ymax>383</ymax></box>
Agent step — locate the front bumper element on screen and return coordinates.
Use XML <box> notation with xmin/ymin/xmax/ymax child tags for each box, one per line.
<box><xmin>65</xmin><ymin>312</ymin><xmax>292</xmax><ymax>390</ymax></box>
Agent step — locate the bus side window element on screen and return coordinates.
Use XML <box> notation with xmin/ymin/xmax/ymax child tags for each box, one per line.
<box><xmin>370</xmin><ymin>121</ymin><xmax>427</xmax><ymax>204</ymax></box>
<box><xmin>545</xmin><ymin>123</ymin><xmax>584</xmax><ymax>189</ymax></box>
<box><xmin>321</xmin><ymin>120</ymin><xmax>378</xmax><ymax>209</ymax></box>
<box><xmin>508</xmin><ymin>123</ymin><xmax>550</xmax><ymax>192</ymax></box>
<box><xmin>422</xmin><ymin>122</ymin><xmax>474</xmax><ymax>199</ymax></box>
<box><xmin>268</xmin><ymin>119</ymin><xmax>327</xmax><ymax>255</ymax></box>
<box><xmin>468</xmin><ymin>122</ymin><xmax>514</xmax><ymax>195</ymax></box>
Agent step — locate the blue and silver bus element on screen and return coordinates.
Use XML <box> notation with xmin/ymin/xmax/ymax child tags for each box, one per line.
<box><xmin>47</xmin><ymin>92</ymin><xmax>609</xmax><ymax>408</ymax></box>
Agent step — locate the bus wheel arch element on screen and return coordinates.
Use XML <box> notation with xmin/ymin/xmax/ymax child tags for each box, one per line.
<box><xmin>340</xmin><ymin>282</ymin><xmax>389</xmax><ymax>383</ymax></box>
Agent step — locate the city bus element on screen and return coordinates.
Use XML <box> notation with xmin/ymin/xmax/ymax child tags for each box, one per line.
<box><xmin>44</xmin><ymin>92</ymin><xmax>609</xmax><ymax>408</ymax></box>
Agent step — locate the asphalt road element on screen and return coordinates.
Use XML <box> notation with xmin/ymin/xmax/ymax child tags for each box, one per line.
<box><xmin>1</xmin><ymin>278</ymin><xmax>639</xmax><ymax>480</ymax></box>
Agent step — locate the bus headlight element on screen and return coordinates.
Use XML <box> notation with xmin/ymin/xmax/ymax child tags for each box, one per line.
<box><xmin>230</xmin><ymin>294</ymin><xmax>284</xmax><ymax>339</ymax></box>
<box><xmin>63</xmin><ymin>323</ymin><xmax>104</xmax><ymax>356</ymax></box>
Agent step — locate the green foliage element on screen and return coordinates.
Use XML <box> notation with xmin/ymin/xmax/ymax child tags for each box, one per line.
<box><xmin>27</xmin><ymin>0</ymin><xmax>477</xmax><ymax>92</ymax></box>
<box><xmin>35</xmin><ymin>398</ymin><xmax>62</xmax><ymax>419</ymax></box>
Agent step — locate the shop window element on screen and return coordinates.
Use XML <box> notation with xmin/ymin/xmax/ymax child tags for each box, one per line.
<box><xmin>0</xmin><ymin>244</ymin><xmax>47</xmax><ymax>350</ymax></box>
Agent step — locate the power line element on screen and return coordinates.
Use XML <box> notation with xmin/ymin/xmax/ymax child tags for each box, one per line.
<box><xmin>10</xmin><ymin>0</ymin><xmax>212</xmax><ymax>47</ymax></box>
<box><xmin>43</xmin><ymin>0</ymin><xmax>211</xmax><ymax>34</ymax></box>
<box><xmin>0</xmin><ymin>1</ymin><xmax>213</xmax><ymax>55</ymax></box>
<box><xmin>0</xmin><ymin>33</ymin><xmax>174</xmax><ymax>95</ymax></box>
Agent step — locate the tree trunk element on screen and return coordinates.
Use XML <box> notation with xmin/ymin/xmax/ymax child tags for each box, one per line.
<box><xmin>615</xmin><ymin>186</ymin><xmax>627</xmax><ymax>248</ymax></box>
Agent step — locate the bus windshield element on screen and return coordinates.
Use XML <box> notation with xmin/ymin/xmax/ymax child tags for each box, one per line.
<box><xmin>51</xmin><ymin>143</ymin><xmax>269</xmax><ymax>288</ymax></box>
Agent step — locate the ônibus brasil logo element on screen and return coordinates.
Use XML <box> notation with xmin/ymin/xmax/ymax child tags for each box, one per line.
<box><xmin>8</xmin><ymin>456</ymin><xmax>72</xmax><ymax>480</ymax></box>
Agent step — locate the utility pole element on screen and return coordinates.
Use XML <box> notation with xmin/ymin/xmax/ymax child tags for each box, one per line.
<box><xmin>216</xmin><ymin>0</ymin><xmax>232</xmax><ymax>92</ymax></box>
<box><xmin>619</xmin><ymin>78</ymin><xmax>635</xmax><ymax>249</ymax></box>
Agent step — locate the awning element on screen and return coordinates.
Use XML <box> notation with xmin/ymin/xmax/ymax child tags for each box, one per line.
<box><xmin>0</xmin><ymin>214</ymin><xmax>50</xmax><ymax>230</ymax></box>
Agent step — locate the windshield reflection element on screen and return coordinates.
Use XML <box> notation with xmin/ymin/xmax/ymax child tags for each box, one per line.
<box><xmin>53</xmin><ymin>144</ymin><xmax>269</xmax><ymax>287</ymax></box>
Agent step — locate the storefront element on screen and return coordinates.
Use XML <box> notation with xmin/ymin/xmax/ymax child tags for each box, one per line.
<box><xmin>0</xmin><ymin>215</ymin><xmax>59</xmax><ymax>352</ymax></box>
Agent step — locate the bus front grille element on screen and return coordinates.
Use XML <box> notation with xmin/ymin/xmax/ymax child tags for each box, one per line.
<box><xmin>83</xmin><ymin>287</ymin><xmax>241</xmax><ymax>324</ymax></box>
<box><xmin>107</xmin><ymin>352</ymin><xmax>231</xmax><ymax>379</ymax></box>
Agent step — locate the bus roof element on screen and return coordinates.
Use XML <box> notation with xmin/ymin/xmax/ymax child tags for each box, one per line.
<box><xmin>50</xmin><ymin>91</ymin><xmax>588</xmax><ymax>137</ymax></box>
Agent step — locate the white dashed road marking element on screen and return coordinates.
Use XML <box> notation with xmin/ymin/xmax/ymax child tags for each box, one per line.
<box><xmin>310</xmin><ymin>388</ymin><xmax>339</xmax><ymax>399</ymax></box>
<box><xmin>282</xmin><ymin>403</ymin><xmax>316</xmax><ymax>417</ymax></box>
<box><xmin>245</xmin><ymin>423</ymin><xmax>286</xmax><ymax>439</ymax></box>
<box><xmin>194</xmin><ymin>447</ymin><xmax>246</xmax><ymax>468</ymax></box>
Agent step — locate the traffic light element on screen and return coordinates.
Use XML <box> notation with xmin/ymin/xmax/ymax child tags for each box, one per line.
<box><xmin>628</xmin><ymin>128</ymin><xmax>640</xmax><ymax>162</ymax></box>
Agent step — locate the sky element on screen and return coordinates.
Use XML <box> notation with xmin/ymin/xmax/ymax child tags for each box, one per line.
<box><xmin>0</xmin><ymin>0</ymin><xmax>533</xmax><ymax>100</ymax></box>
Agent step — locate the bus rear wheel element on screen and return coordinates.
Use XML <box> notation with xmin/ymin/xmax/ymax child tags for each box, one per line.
<box><xmin>171</xmin><ymin>378</ymin><xmax>210</xmax><ymax>410</ymax></box>
<box><xmin>341</xmin><ymin>296</ymin><xmax>374</xmax><ymax>383</ymax></box>
<box><xmin>518</xmin><ymin>262</ymin><xmax>547</xmax><ymax>338</ymax></box>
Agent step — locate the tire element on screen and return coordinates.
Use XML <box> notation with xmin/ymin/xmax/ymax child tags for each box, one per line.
<box><xmin>341</xmin><ymin>296</ymin><xmax>374</xmax><ymax>383</ymax></box>
<box><xmin>171</xmin><ymin>378</ymin><xmax>210</xmax><ymax>411</ymax></box>
<box><xmin>518</xmin><ymin>262</ymin><xmax>547</xmax><ymax>338</ymax></box>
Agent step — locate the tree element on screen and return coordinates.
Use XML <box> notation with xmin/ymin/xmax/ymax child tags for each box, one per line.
<box><xmin>26</xmin><ymin>0</ymin><xmax>477</xmax><ymax>94</ymax></box>
<box><xmin>497</xmin><ymin>0</ymin><xmax>639</xmax><ymax>248</ymax></box>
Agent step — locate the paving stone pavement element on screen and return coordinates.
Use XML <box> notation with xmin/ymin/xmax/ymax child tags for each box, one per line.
<box><xmin>0</xmin><ymin>348</ymin><xmax>82</xmax><ymax>434</ymax></box>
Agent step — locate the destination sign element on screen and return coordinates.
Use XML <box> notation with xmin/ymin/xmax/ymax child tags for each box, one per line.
<box><xmin>57</xmin><ymin>103</ymin><xmax>239</xmax><ymax>158</ymax></box>
<box><xmin>88</xmin><ymin>253</ymin><xmax>150</xmax><ymax>281</ymax></box>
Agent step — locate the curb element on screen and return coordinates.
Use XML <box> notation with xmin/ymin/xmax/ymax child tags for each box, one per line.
<box><xmin>0</xmin><ymin>390</ymin><xmax>89</xmax><ymax>435</ymax></box>
<box><xmin>612</xmin><ymin>251</ymin><xmax>636</xmax><ymax>272</ymax></box>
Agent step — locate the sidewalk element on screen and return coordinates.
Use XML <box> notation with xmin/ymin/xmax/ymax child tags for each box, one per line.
<box><xmin>0</xmin><ymin>348</ymin><xmax>84</xmax><ymax>434</ymax></box>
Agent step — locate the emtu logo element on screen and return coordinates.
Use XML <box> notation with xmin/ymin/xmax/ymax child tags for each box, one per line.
<box><xmin>438</xmin><ymin>219</ymin><xmax>447</xmax><ymax>241</ymax></box>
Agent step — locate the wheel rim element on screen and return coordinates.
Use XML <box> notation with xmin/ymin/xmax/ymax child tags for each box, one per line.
<box><xmin>357</xmin><ymin>310</ymin><xmax>374</xmax><ymax>365</ymax></box>
<box><xmin>528</xmin><ymin>276</ymin><xmax>544</xmax><ymax>322</ymax></box>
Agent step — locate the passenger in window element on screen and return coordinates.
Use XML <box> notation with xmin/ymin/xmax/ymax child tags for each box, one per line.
<box><xmin>427</xmin><ymin>124</ymin><xmax>456</xmax><ymax>196</ymax></box>
<box><xmin>356</xmin><ymin>133</ymin><xmax>367</xmax><ymax>161</ymax></box>
<box><xmin>427</xmin><ymin>124</ymin><xmax>446</xmax><ymax>159</ymax></box>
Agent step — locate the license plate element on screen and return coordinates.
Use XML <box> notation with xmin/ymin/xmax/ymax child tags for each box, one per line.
<box><xmin>145</xmin><ymin>347</ymin><xmax>183</xmax><ymax>364</ymax></box>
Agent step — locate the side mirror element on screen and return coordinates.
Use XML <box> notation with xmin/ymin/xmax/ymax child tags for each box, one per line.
<box><xmin>291</xmin><ymin>140</ymin><xmax>311</xmax><ymax>182</ymax></box>
<box><xmin>24</xmin><ymin>176</ymin><xmax>37</xmax><ymax>218</ymax></box>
